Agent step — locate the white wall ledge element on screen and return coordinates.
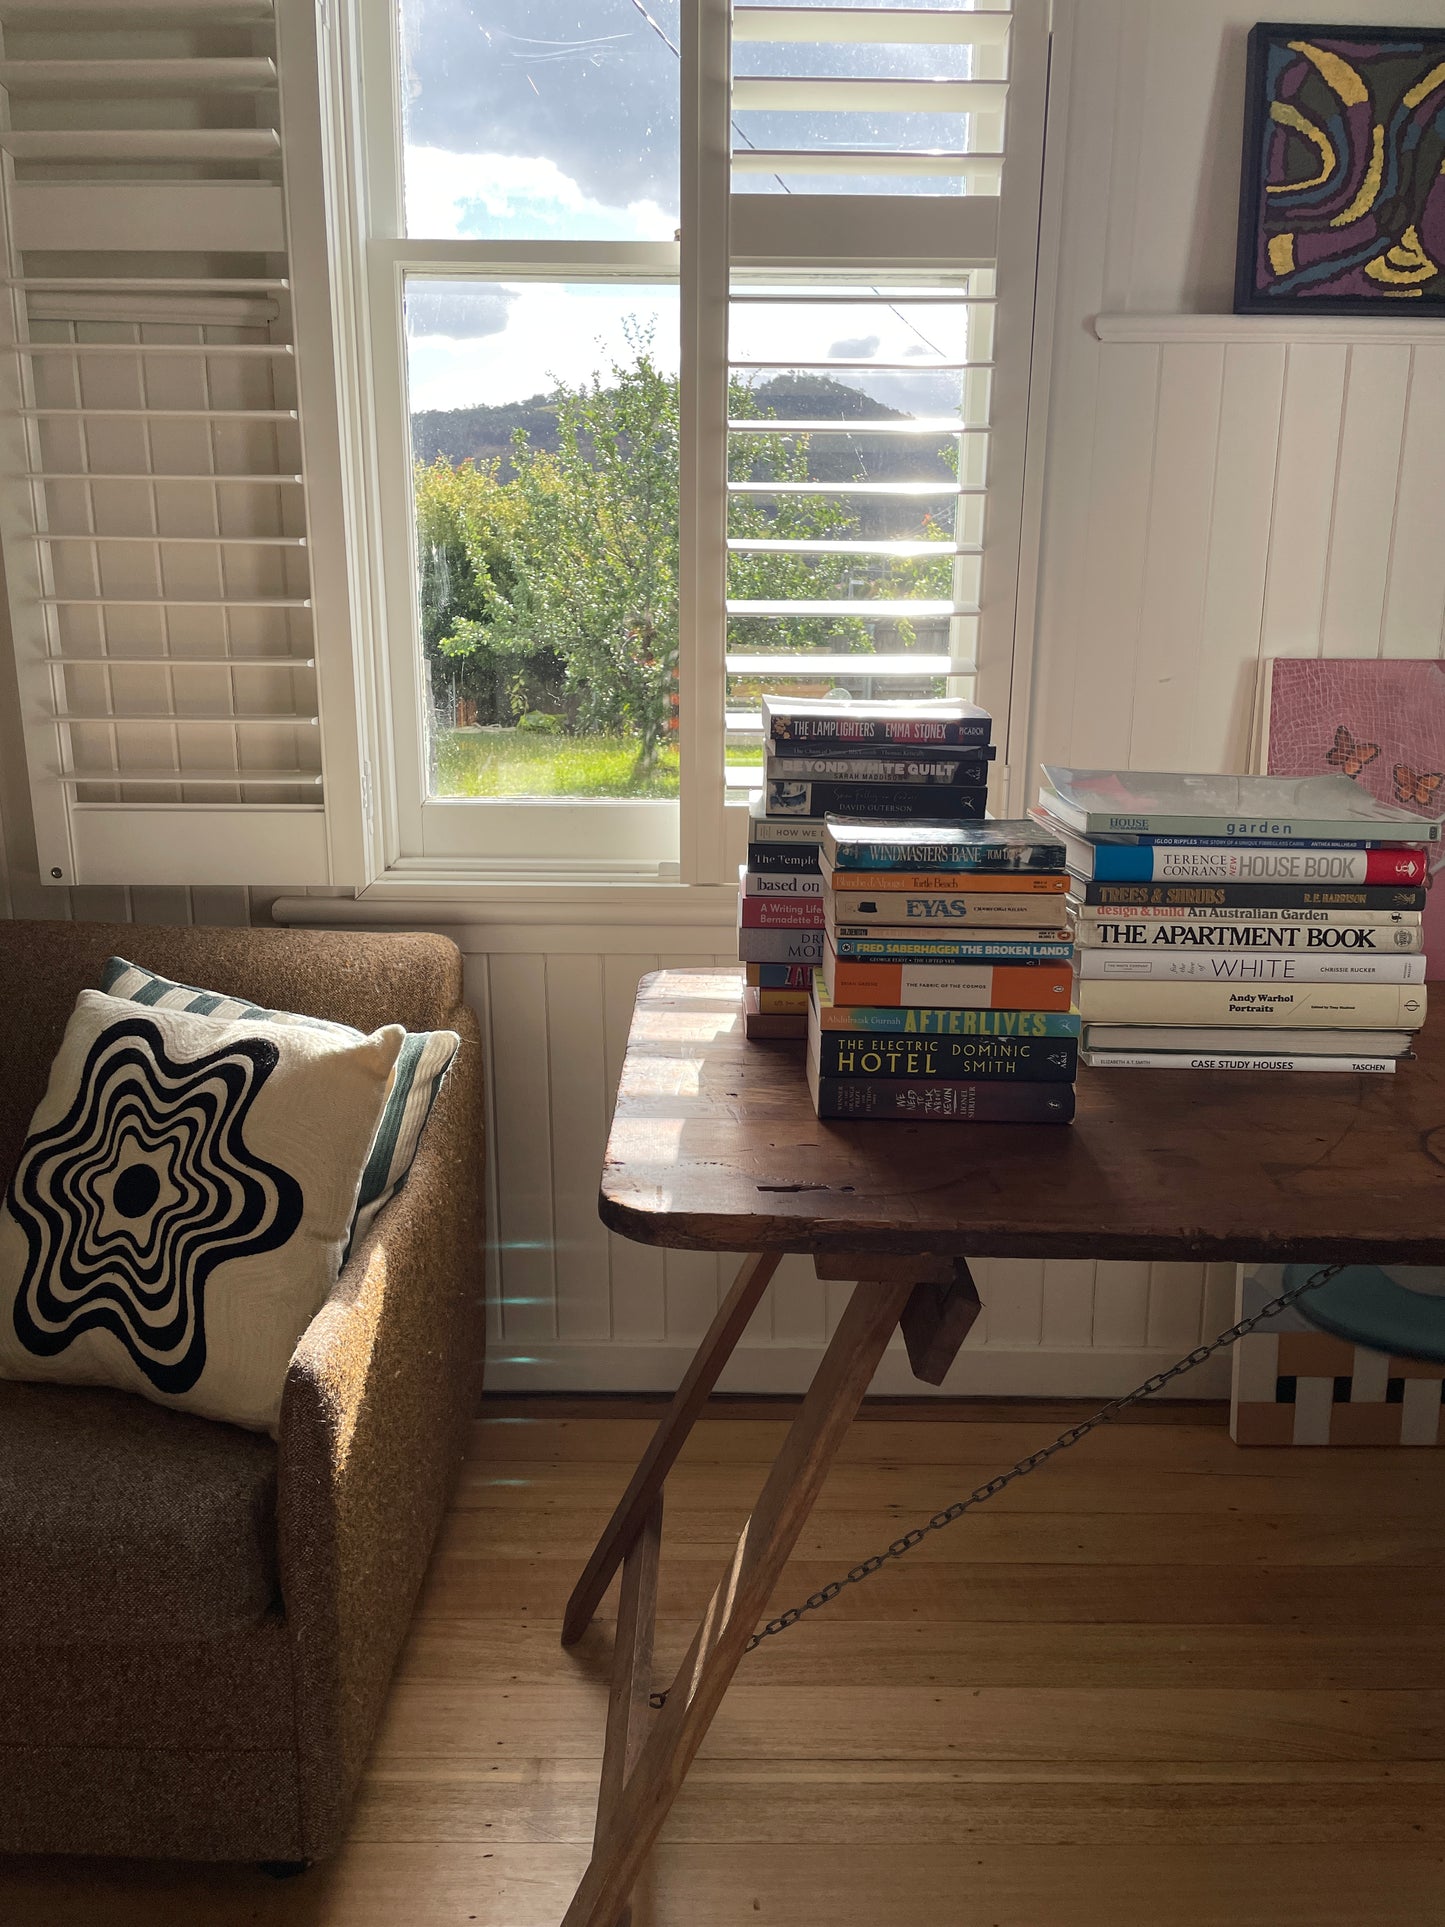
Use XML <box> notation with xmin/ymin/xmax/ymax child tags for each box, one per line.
<box><xmin>1094</xmin><ymin>311</ymin><xmax>1445</xmax><ymax>346</ymax></box>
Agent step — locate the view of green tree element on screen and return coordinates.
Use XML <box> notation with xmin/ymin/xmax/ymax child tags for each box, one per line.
<box><xmin>413</xmin><ymin>329</ymin><xmax>953</xmax><ymax>794</ymax></box>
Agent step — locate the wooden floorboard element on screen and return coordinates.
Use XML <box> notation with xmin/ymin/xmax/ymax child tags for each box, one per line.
<box><xmin>3</xmin><ymin>1401</ymin><xmax>1442</xmax><ymax>1925</ymax></box>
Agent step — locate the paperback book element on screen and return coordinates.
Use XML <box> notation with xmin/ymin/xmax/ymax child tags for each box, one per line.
<box><xmin>805</xmin><ymin>1051</ymin><xmax>1077</xmax><ymax>1122</ymax></box>
<box><xmin>833</xmin><ymin>889</ymin><xmax>1073</xmax><ymax>929</ymax></box>
<box><xmin>822</xmin><ymin>819</ymin><xmax>1066</xmax><ymax>873</ymax></box>
<box><xmin>764</xmin><ymin>695</ymin><xmax>992</xmax><ymax>749</ymax></box>
<box><xmin>766</xmin><ymin>753</ymin><xmax>993</xmax><ymax>785</ymax></box>
<box><xmin>740</xmin><ymin>897</ymin><xmax>825</xmax><ymax>929</ymax></box>
<box><xmin>1081</xmin><ymin>1023</ymin><xmax>1412</xmax><ymax>1055</ymax></box>
<box><xmin>812</xmin><ymin>1027</ymin><xmax>1079</xmax><ymax>1082</ymax></box>
<box><xmin>742</xmin><ymin>867</ymin><xmax>824</xmax><ymax>896</ymax></box>
<box><xmin>829</xmin><ymin>929</ymin><xmax>1074</xmax><ymax>964</ymax></box>
<box><xmin>823</xmin><ymin>947</ymin><xmax>1073</xmax><ymax>1010</ymax></box>
<box><xmin>746</xmin><ymin>962</ymin><xmax>814</xmax><ymax>988</ymax></box>
<box><xmin>817</xmin><ymin>1004</ymin><xmax>1081</xmax><ymax>1039</ymax></box>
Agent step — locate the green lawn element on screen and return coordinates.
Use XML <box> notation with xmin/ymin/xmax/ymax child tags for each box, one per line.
<box><xmin>435</xmin><ymin>728</ymin><xmax>766</xmax><ymax>799</ymax></box>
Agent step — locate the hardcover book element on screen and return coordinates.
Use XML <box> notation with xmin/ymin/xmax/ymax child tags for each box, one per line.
<box><xmin>737</xmin><ymin>927</ymin><xmax>825</xmax><ymax>966</ymax></box>
<box><xmin>1081</xmin><ymin>1023</ymin><xmax>1412</xmax><ymax>1055</ymax></box>
<box><xmin>1039</xmin><ymin>814</ymin><xmax>1427</xmax><ymax>885</ymax></box>
<box><xmin>1077</xmin><ymin>919</ymin><xmax>1422</xmax><ymax>953</ymax></box>
<box><xmin>765</xmin><ymin>695</ymin><xmax>992</xmax><ymax>749</ymax></box>
<box><xmin>746</xmin><ymin>962</ymin><xmax>814</xmax><ymax>988</ymax></box>
<box><xmin>1074</xmin><ymin>904</ymin><xmax>1420</xmax><ymax>928</ymax></box>
<box><xmin>1073</xmin><ymin>980</ymin><xmax>1427</xmax><ymax>1028</ymax></box>
<box><xmin>1080</xmin><ymin>1050</ymin><xmax>1396</xmax><ymax>1074</ymax></box>
<box><xmin>767</xmin><ymin>779</ymin><xmax>988</xmax><ymax>820</ymax></box>
<box><xmin>1075</xmin><ymin>880</ymin><xmax>1427</xmax><ymax>912</ymax></box>
<box><xmin>822</xmin><ymin>818</ymin><xmax>1065</xmax><ymax>873</ymax></box>
<box><xmin>1040</xmin><ymin>767</ymin><xmax>1440</xmax><ymax>843</ymax></box>
<box><xmin>747</xmin><ymin>797</ymin><xmax>827</xmax><ymax>845</ymax></box>
<box><xmin>740</xmin><ymin>897</ymin><xmax>826</xmax><ymax>929</ymax></box>
<box><xmin>747</xmin><ymin>844</ymin><xmax>823</xmax><ymax>874</ymax></box>
<box><xmin>1075</xmin><ymin>952</ymin><xmax>1425</xmax><ymax>985</ymax></box>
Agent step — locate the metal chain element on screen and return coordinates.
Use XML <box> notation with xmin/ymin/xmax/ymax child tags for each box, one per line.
<box><xmin>649</xmin><ymin>1261</ymin><xmax>1344</xmax><ymax>1709</ymax></box>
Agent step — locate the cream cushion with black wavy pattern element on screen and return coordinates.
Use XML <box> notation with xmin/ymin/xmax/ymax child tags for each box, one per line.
<box><xmin>0</xmin><ymin>989</ymin><xmax>403</xmax><ymax>1433</ymax></box>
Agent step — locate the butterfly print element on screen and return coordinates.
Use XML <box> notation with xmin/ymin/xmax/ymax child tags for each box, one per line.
<box><xmin>1325</xmin><ymin>724</ymin><xmax>1380</xmax><ymax>780</ymax></box>
<box><xmin>1392</xmin><ymin>763</ymin><xmax>1445</xmax><ymax>810</ymax></box>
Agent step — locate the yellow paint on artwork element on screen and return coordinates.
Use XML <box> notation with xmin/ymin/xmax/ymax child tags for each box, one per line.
<box><xmin>1331</xmin><ymin>123</ymin><xmax>1384</xmax><ymax>227</ymax></box>
<box><xmin>1403</xmin><ymin>59</ymin><xmax>1445</xmax><ymax>110</ymax></box>
<box><xmin>1364</xmin><ymin>225</ymin><xmax>1439</xmax><ymax>285</ymax></box>
<box><xmin>1267</xmin><ymin>232</ymin><xmax>1296</xmax><ymax>276</ymax></box>
<box><xmin>1266</xmin><ymin>100</ymin><xmax>1336</xmax><ymax>191</ymax></box>
<box><xmin>1288</xmin><ymin>40</ymin><xmax>1368</xmax><ymax>106</ymax></box>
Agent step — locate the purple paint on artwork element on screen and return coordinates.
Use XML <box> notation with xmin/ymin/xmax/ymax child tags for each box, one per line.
<box><xmin>1265</xmin><ymin>660</ymin><xmax>1445</xmax><ymax>980</ymax></box>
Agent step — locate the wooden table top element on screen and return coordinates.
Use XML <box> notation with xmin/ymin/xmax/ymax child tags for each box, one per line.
<box><xmin>598</xmin><ymin>968</ymin><xmax>1445</xmax><ymax>1265</ymax></box>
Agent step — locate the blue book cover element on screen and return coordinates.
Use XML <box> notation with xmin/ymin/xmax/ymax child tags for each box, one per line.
<box><xmin>822</xmin><ymin>818</ymin><xmax>1066</xmax><ymax>873</ymax></box>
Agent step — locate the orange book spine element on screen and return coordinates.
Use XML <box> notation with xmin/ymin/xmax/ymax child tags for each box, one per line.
<box><xmin>824</xmin><ymin>958</ymin><xmax>1074</xmax><ymax>1009</ymax></box>
<box><xmin>825</xmin><ymin>870</ymin><xmax>1068</xmax><ymax>894</ymax></box>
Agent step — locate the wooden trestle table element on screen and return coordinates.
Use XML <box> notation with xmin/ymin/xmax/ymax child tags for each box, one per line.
<box><xmin>557</xmin><ymin>968</ymin><xmax>1445</xmax><ymax>1927</ymax></box>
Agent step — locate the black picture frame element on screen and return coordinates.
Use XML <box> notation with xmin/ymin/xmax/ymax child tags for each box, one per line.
<box><xmin>1234</xmin><ymin>21</ymin><xmax>1445</xmax><ymax>316</ymax></box>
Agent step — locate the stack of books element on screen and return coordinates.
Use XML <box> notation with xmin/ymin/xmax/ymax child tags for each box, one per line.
<box><xmin>740</xmin><ymin>697</ymin><xmax>995</xmax><ymax>1040</ymax></box>
<box><xmin>1031</xmin><ymin>767</ymin><xmax>1436</xmax><ymax>1074</ymax></box>
<box><xmin>807</xmin><ymin>817</ymin><xmax>1079</xmax><ymax>1121</ymax></box>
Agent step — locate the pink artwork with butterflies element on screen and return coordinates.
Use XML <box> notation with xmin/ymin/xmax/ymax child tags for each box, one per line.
<box><xmin>1260</xmin><ymin>659</ymin><xmax>1445</xmax><ymax>980</ymax></box>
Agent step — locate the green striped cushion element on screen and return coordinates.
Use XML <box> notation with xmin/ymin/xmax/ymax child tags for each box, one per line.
<box><xmin>101</xmin><ymin>957</ymin><xmax>459</xmax><ymax>1253</ymax></box>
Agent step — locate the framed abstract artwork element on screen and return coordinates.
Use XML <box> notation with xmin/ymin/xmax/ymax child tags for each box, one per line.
<box><xmin>1257</xmin><ymin>657</ymin><xmax>1445</xmax><ymax>979</ymax></box>
<box><xmin>1235</xmin><ymin>22</ymin><xmax>1445</xmax><ymax>314</ymax></box>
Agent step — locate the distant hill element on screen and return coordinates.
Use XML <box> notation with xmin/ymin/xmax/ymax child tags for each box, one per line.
<box><xmin>411</xmin><ymin>373</ymin><xmax>956</xmax><ymax>530</ymax></box>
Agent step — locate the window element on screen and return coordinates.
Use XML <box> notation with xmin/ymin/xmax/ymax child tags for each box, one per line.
<box><xmin>352</xmin><ymin>0</ymin><xmax>1048</xmax><ymax>884</ymax></box>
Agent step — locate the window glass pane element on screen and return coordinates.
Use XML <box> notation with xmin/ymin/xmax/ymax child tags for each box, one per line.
<box><xmin>399</xmin><ymin>0</ymin><xmax>681</xmax><ymax>239</ymax></box>
<box><xmin>407</xmin><ymin>279</ymin><xmax>681</xmax><ymax>799</ymax></box>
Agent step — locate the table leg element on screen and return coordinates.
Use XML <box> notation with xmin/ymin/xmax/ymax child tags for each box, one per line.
<box><xmin>562</xmin><ymin>1250</ymin><xmax>780</xmax><ymax>1646</ymax></box>
<box><xmin>559</xmin><ymin>1275</ymin><xmax>915</xmax><ymax>1927</ymax></box>
<box><xmin>590</xmin><ymin>1495</ymin><xmax>662</xmax><ymax>1927</ymax></box>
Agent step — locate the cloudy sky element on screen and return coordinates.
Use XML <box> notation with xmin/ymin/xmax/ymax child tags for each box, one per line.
<box><xmin>398</xmin><ymin>0</ymin><xmax>974</xmax><ymax>411</ymax></box>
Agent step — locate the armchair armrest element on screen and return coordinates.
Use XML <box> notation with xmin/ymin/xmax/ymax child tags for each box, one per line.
<box><xmin>274</xmin><ymin>1007</ymin><xmax>485</xmax><ymax>1858</ymax></box>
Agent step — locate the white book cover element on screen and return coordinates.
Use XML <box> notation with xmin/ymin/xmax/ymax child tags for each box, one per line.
<box><xmin>1075</xmin><ymin>979</ymin><xmax>1427</xmax><ymax>1027</ymax></box>
<box><xmin>1076</xmin><ymin>952</ymin><xmax>1426</xmax><ymax>984</ymax></box>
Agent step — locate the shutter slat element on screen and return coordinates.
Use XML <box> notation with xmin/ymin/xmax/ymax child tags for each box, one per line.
<box><xmin>726</xmin><ymin>651</ymin><xmax>976</xmax><ymax>677</ymax></box>
<box><xmin>732</xmin><ymin>7</ymin><xmax>1011</xmax><ymax>46</ymax></box>
<box><xmin>732</xmin><ymin>76</ymin><xmax>1006</xmax><ymax>111</ymax></box>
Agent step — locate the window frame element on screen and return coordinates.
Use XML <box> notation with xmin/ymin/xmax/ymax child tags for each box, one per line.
<box><xmin>338</xmin><ymin>0</ymin><xmax>1051</xmax><ymax>891</ymax></box>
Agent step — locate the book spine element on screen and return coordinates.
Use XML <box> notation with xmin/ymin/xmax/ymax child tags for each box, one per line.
<box><xmin>742</xmin><ymin>865</ymin><xmax>824</xmax><ymax>896</ymax></box>
<box><xmin>1076</xmin><ymin>919</ymin><xmax>1423</xmax><ymax>953</ymax></box>
<box><xmin>772</xmin><ymin>718</ymin><xmax>992</xmax><ymax>747</ymax></box>
<box><xmin>813</xmin><ymin>1032</ymin><xmax>1079</xmax><ymax>1081</ymax></box>
<box><xmin>766</xmin><ymin>754</ymin><xmax>992</xmax><ymax>785</ymax></box>
<box><xmin>1076</xmin><ymin>952</ymin><xmax>1426</xmax><ymax>984</ymax></box>
<box><xmin>1117</xmin><ymin>834</ymin><xmax>1416</xmax><ymax>851</ymax></box>
<box><xmin>833</xmin><ymin>893</ymin><xmax>1073</xmax><ymax>928</ymax></box>
<box><xmin>738</xmin><ymin>929</ymin><xmax>825</xmax><ymax>965</ymax></box>
<box><xmin>1074</xmin><ymin>904</ymin><xmax>1421</xmax><ymax>929</ymax></box>
<box><xmin>828</xmin><ymin>869</ymin><xmax>1070</xmax><ymax>894</ymax></box>
<box><xmin>1081</xmin><ymin>1050</ymin><xmax>1397</xmax><ymax>1073</ymax></box>
<box><xmin>747</xmin><ymin>816</ymin><xmax>827</xmax><ymax>845</ymax></box>
<box><xmin>1090</xmin><ymin>845</ymin><xmax>1427</xmax><ymax>884</ymax></box>
<box><xmin>747</xmin><ymin>844</ymin><xmax>823</xmax><ymax>873</ymax></box>
<box><xmin>824</xmin><ymin>953</ymin><xmax>1074</xmax><ymax>1009</ymax></box>
<box><xmin>807</xmin><ymin>1066</ymin><xmax>1076</xmax><ymax>1123</ymax></box>
<box><xmin>746</xmin><ymin>962</ymin><xmax>815</xmax><ymax>988</ymax></box>
<box><xmin>768</xmin><ymin>740</ymin><xmax>996</xmax><ymax>766</ymax></box>
<box><xmin>1076</xmin><ymin>880</ymin><xmax>1428</xmax><ymax>911</ymax></box>
<box><xmin>816</xmin><ymin>1003</ymin><xmax>1083</xmax><ymax>1037</ymax></box>
<box><xmin>740</xmin><ymin>898</ymin><xmax>826</xmax><ymax>929</ymax></box>
<box><xmin>830</xmin><ymin>931</ymin><xmax>1076</xmax><ymax>963</ymax></box>
<box><xmin>823</xmin><ymin>842</ymin><xmax>1064</xmax><ymax>872</ymax></box>
<box><xmin>1074</xmin><ymin>979</ymin><xmax>1428</xmax><ymax>1027</ymax></box>
<box><xmin>754</xmin><ymin>989</ymin><xmax>809</xmax><ymax>1014</ymax></box>
<box><xmin>768</xmin><ymin>780</ymin><xmax>989</xmax><ymax>819</ymax></box>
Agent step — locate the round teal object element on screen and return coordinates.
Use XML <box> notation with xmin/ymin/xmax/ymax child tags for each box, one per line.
<box><xmin>1287</xmin><ymin>1264</ymin><xmax>1445</xmax><ymax>1364</ymax></box>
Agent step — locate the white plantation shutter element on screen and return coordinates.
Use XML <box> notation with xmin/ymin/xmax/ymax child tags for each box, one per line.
<box><xmin>0</xmin><ymin>0</ymin><xmax>370</xmax><ymax>888</ymax></box>
<box><xmin>678</xmin><ymin>0</ymin><xmax>1049</xmax><ymax>884</ymax></box>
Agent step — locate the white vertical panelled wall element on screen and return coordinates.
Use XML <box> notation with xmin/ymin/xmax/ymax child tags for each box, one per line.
<box><xmin>2</xmin><ymin>0</ymin><xmax>1445</xmax><ymax>1392</ymax></box>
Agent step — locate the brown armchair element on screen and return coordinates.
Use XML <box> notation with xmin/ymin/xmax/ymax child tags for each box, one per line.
<box><xmin>0</xmin><ymin>921</ymin><xmax>485</xmax><ymax>1865</ymax></box>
